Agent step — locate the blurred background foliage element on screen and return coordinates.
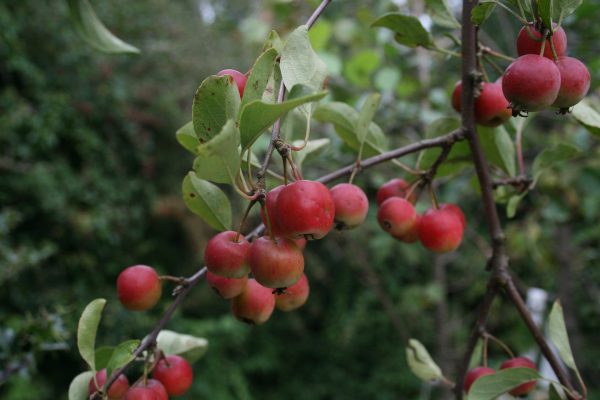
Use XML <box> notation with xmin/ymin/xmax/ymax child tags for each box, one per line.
<box><xmin>1</xmin><ymin>0</ymin><xmax>600</xmax><ymax>398</ymax></box>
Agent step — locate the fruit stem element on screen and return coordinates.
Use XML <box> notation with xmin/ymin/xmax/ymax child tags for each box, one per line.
<box><xmin>494</xmin><ymin>1</ymin><xmax>529</xmax><ymax>24</ymax></box>
<box><xmin>538</xmin><ymin>29</ymin><xmax>549</xmax><ymax>56</ymax></box>
<box><xmin>431</xmin><ymin>46</ymin><xmax>461</xmax><ymax>58</ymax></box>
<box><xmin>259</xmin><ymin>200</ymin><xmax>276</xmax><ymax>241</ymax></box>
<box><xmin>246</xmin><ymin>148</ymin><xmax>257</xmax><ymax>190</ymax></box>
<box><xmin>348</xmin><ymin>160</ymin><xmax>361</xmax><ymax>184</ymax></box>
<box><xmin>158</xmin><ymin>275</ymin><xmax>186</xmax><ymax>284</ymax></box>
<box><xmin>235</xmin><ymin>200</ymin><xmax>257</xmax><ymax>243</ymax></box>
<box><xmin>549</xmin><ymin>38</ymin><xmax>560</xmax><ymax>61</ymax></box>
<box><xmin>391</xmin><ymin>159</ymin><xmax>422</xmax><ymax>175</ymax></box>
<box><xmin>480</xmin><ymin>45</ymin><xmax>515</xmax><ymax>62</ymax></box>
<box><xmin>484</xmin><ymin>332</ymin><xmax>515</xmax><ymax>358</ymax></box>
<box><xmin>428</xmin><ymin>183</ymin><xmax>440</xmax><ymax>209</ymax></box>
<box><xmin>482</xmin><ymin>55</ymin><xmax>504</xmax><ymax>76</ymax></box>
<box><xmin>482</xmin><ymin>334</ymin><xmax>489</xmax><ymax>367</ymax></box>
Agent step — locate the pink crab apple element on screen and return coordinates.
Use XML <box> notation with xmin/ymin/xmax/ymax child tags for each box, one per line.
<box><xmin>500</xmin><ymin>357</ymin><xmax>538</xmax><ymax>396</ymax></box>
<box><xmin>418</xmin><ymin>206</ymin><xmax>464</xmax><ymax>253</ymax></box>
<box><xmin>376</xmin><ymin>178</ymin><xmax>413</xmax><ymax>205</ymax></box>
<box><xmin>204</xmin><ymin>230</ymin><xmax>250</xmax><ymax>278</ymax></box>
<box><xmin>452</xmin><ymin>81</ymin><xmax>511</xmax><ymax>127</ymax></box>
<box><xmin>275</xmin><ymin>180</ymin><xmax>335</xmax><ymax>240</ymax></box>
<box><xmin>393</xmin><ymin>214</ymin><xmax>421</xmax><ymax>243</ymax></box>
<box><xmin>231</xmin><ymin>278</ymin><xmax>275</xmax><ymax>324</ymax></box>
<box><xmin>275</xmin><ymin>273</ymin><xmax>310</xmax><ymax>312</ymax></box>
<box><xmin>502</xmin><ymin>54</ymin><xmax>561</xmax><ymax>113</ymax></box>
<box><xmin>329</xmin><ymin>183</ymin><xmax>369</xmax><ymax>230</ymax></box>
<box><xmin>125</xmin><ymin>386</ymin><xmax>158</xmax><ymax>400</ymax></box>
<box><xmin>552</xmin><ymin>56</ymin><xmax>591</xmax><ymax>111</ymax></box>
<box><xmin>152</xmin><ymin>355</ymin><xmax>193</xmax><ymax>397</ymax></box>
<box><xmin>377</xmin><ymin>197</ymin><xmax>418</xmax><ymax>238</ymax></box>
<box><xmin>217</xmin><ymin>69</ymin><xmax>247</xmax><ymax>98</ymax></box>
<box><xmin>206</xmin><ymin>270</ymin><xmax>248</xmax><ymax>299</ymax></box>
<box><xmin>117</xmin><ymin>265</ymin><xmax>162</xmax><ymax>311</ymax></box>
<box><xmin>260</xmin><ymin>185</ymin><xmax>285</xmax><ymax>236</ymax></box>
<box><xmin>463</xmin><ymin>366</ymin><xmax>495</xmax><ymax>393</ymax></box>
<box><xmin>249</xmin><ymin>236</ymin><xmax>304</xmax><ymax>289</ymax></box>
<box><xmin>516</xmin><ymin>23</ymin><xmax>567</xmax><ymax>59</ymax></box>
<box><xmin>88</xmin><ymin>368</ymin><xmax>129</xmax><ymax>399</ymax></box>
<box><xmin>142</xmin><ymin>379</ymin><xmax>168</xmax><ymax>400</ymax></box>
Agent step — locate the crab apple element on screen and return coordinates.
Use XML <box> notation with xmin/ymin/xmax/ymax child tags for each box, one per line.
<box><xmin>142</xmin><ymin>379</ymin><xmax>168</xmax><ymax>400</ymax></box>
<box><xmin>88</xmin><ymin>369</ymin><xmax>129</xmax><ymax>399</ymax></box>
<box><xmin>552</xmin><ymin>57</ymin><xmax>591</xmax><ymax>110</ymax></box>
<box><xmin>125</xmin><ymin>387</ymin><xmax>158</xmax><ymax>400</ymax></box>
<box><xmin>217</xmin><ymin>69</ymin><xmax>247</xmax><ymax>98</ymax></box>
<box><xmin>452</xmin><ymin>81</ymin><xmax>511</xmax><ymax>127</ymax></box>
<box><xmin>393</xmin><ymin>214</ymin><xmax>421</xmax><ymax>243</ymax></box>
<box><xmin>117</xmin><ymin>265</ymin><xmax>162</xmax><ymax>311</ymax></box>
<box><xmin>204</xmin><ymin>230</ymin><xmax>250</xmax><ymax>278</ymax></box>
<box><xmin>206</xmin><ymin>270</ymin><xmax>248</xmax><ymax>299</ymax></box>
<box><xmin>517</xmin><ymin>24</ymin><xmax>567</xmax><ymax>59</ymax></box>
<box><xmin>249</xmin><ymin>236</ymin><xmax>304</xmax><ymax>289</ymax></box>
<box><xmin>377</xmin><ymin>197</ymin><xmax>418</xmax><ymax>238</ymax></box>
<box><xmin>418</xmin><ymin>207</ymin><xmax>464</xmax><ymax>253</ymax></box>
<box><xmin>500</xmin><ymin>357</ymin><xmax>538</xmax><ymax>396</ymax></box>
<box><xmin>260</xmin><ymin>185</ymin><xmax>285</xmax><ymax>236</ymax></box>
<box><xmin>330</xmin><ymin>183</ymin><xmax>369</xmax><ymax>230</ymax></box>
<box><xmin>275</xmin><ymin>180</ymin><xmax>335</xmax><ymax>240</ymax></box>
<box><xmin>439</xmin><ymin>203</ymin><xmax>466</xmax><ymax>230</ymax></box>
<box><xmin>502</xmin><ymin>55</ymin><xmax>561</xmax><ymax>112</ymax></box>
<box><xmin>463</xmin><ymin>367</ymin><xmax>495</xmax><ymax>393</ymax></box>
<box><xmin>376</xmin><ymin>178</ymin><xmax>412</xmax><ymax>205</ymax></box>
<box><xmin>294</xmin><ymin>237</ymin><xmax>307</xmax><ymax>250</ymax></box>
<box><xmin>152</xmin><ymin>355</ymin><xmax>193</xmax><ymax>397</ymax></box>
<box><xmin>231</xmin><ymin>278</ymin><xmax>275</xmax><ymax>324</ymax></box>
<box><xmin>275</xmin><ymin>273</ymin><xmax>310</xmax><ymax>312</ymax></box>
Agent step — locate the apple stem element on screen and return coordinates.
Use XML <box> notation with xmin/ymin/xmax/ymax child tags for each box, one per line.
<box><xmin>235</xmin><ymin>200</ymin><xmax>257</xmax><ymax>243</ymax></box>
<box><xmin>482</xmin><ymin>334</ymin><xmax>489</xmax><ymax>367</ymax></box>
<box><xmin>484</xmin><ymin>332</ymin><xmax>515</xmax><ymax>358</ymax></box>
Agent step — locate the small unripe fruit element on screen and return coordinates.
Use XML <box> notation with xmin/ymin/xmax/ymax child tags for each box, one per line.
<box><xmin>117</xmin><ymin>265</ymin><xmax>162</xmax><ymax>311</ymax></box>
<box><xmin>249</xmin><ymin>237</ymin><xmax>304</xmax><ymax>289</ymax></box>
<box><xmin>275</xmin><ymin>180</ymin><xmax>335</xmax><ymax>240</ymax></box>
<box><xmin>376</xmin><ymin>178</ymin><xmax>412</xmax><ymax>205</ymax></box>
<box><xmin>261</xmin><ymin>185</ymin><xmax>285</xmax><ymax>236</ymax></box>
<box><xmin>204</xmin><ymin>231</ymin><xmax>250</xmax><ymax>278</ymax></box>
<box><xmin>452</xmin><ymin>81</ymin><xmax>511</xmax><ymax>127</ymax></box>
<box><xmin>418</xmin><ymin>207</ymin><xmax>464</xmax><ymax>253</ymax></box>
<box><xmin>152</xmin><ymin>355</ymin><xmax>194</xmax><ymax>397</ymax></box>
<box><xmin>217</xmin><ymin>69</ymin><xmax>247</xmax><ymax>98</ymax></box>
<box><xmin>330</xmin><ymin>183</ymin><xmax>369</xmax><ymax>230</ymax></box>
<box><xmin>517</xmin><ymin>24</ymin><xmax>567</xmax><ymax>59</ymax></box>
<box><xmin>464</xmin><ymin>367</ymin><xmax>495</xmax><ymax>393</ymax></box>
<box><xmin>275</xmin><ymin>274</ymin><xmax>310</xmax><ymax>311</ymax></box>
<box><xmin>88</xmin><ymin>369</ymin><xmax>129</xmax><ymax>399</ymax></box>
<box><xmin>552</xmin><ymin>57</ymin><xmax>591</xmax><ymax>110</ymax></box>
<box><xmin>206</xmin><ymin>271</ymin><xmax>248</xmax><ymax>299</ymax></box>
<box><xmin>231</xmin><ymin>278</ymin><xmax>275</xmax><ymax>324</ymax></box>
<box><xmin>377</xmin><ymin>198</ymin><xmax>417</xmax><ymax>238</ymax></box>
<box><xmin>500</xmin><ymin>357</ymin><xmax>537</xmax><ymax>396</ymax></box>
<box><xmin>502</xmin><ymin>55</ymin><xmax>561</xmax><ymax>112</ymax></box>
<box><xmin>125</xmin><ymin>387</ymin><xmax>158</xmax><ymax>400</ymax></box>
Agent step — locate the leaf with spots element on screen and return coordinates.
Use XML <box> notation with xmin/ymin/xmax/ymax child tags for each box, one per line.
<box><xmin>241</xmin><ymin>48</ymin><xmax>279</xmax><ymax>108</ymax></box>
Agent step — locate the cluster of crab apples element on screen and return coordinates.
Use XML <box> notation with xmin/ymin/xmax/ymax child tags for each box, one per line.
<box><xmin>464</xmin><ymin>357</ymin><xmax>538</xmax><ymax>396</ymax></box>
<box><xmin>452</xmin><ymin>22</ymin><xmax>590</xmax><ymax>125</ymax></box>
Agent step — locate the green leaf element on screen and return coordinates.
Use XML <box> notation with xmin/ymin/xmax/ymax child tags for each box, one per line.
<box><xmin>77</xmin><ymin>298</ymin><xmax>106</xmax><ymax>371</ymax></box>
<box><xmin>571</xmin><ymin>99</ymin><xmax>600</xmax><ymax>136</ymax></box>
<box><xmin>68</xmin><ymin>371</ymin><xmax>94</xmax><ymax>400</ymax></box>
<box><xmin>549</xmin><ymin>383</ymin><xmax>566</xmax><ymax>400</ymax></box>
<box><xmin>157</xmin><ymin>330</ymin><xmax>209</xmax><ymax>364</ymax></box>
<box><xmin>94</xmin><ymin>346</ymin><xmax>114</xmax><ymax>370</ymax></box>
<box><xmin>182</xmin><ymin>172</ymin><xmax>232</xmax><ymax>231</ymax></box>
<box><xmin>425</xmin><ymin>0</ymin><xmax>461</xmax><ymax>28</ymax></box>
<box><xmin>471</xmin><ymin>2</ymin><xmax>496</xmax><ymax>26</ymax></box>
<box><xmin>532</xmin><ymin>143</ymin><xmax>581</xmax><ymax>181</ymax></box>
<box><xmin>479</xmin><ymin>126</ymin><xmax>516</xmax><ymax>176</ymax></box>
<box><xmin>313</xmin><ymin>102</ymin><xmax>388</xmax><ymax>157</ymax></box>
<box><xmin>344</xmin><ymin>50</ymin><xmax>381</xmax><ymax>88</ymax></box>
<box><xmin>405</xmin><ymin>339</ymin><xmax>443</xmax><ymax>381</ymax></box>
<box><xmin>538</xmin><ymin>0</ymin><xmax>554</xmax><ymax>30</ymax></box>
<box><xmin>105</xmin><ymin>340</ymin><xmax>140</xmax><ymax>375</ymax></box>
<box><xmin>194</xmin><ymin>120</ymin><xmax>241</xmax><ymax>184</ymax></box>
<box><xmin>371</xmin><ymin>13</ymin><xmax>434</xmax><ymax>49</ymax></box>
<box><xmin>468</xmin><ymin>339</ymin><xmax>483</xmax><ymax>369</ymax></box>
<box><xmin>239</xmin><ymin>85</ymin><xmax>327</xmax><ymax>150</ymax></box>
<box><xmin>356</xmin><ymin>93</ymin><xmax>381</xmax><ymax>149</ymax></box>
<box><xmin>467</xmin><ymin>367</ymin><xmax>540</xmax><ymax>400</ymax></box>
<box><xmin>549</xmin><ymin>301</ymin><xmax>579</xmax><ymax>372</ymax></box>
<box><xmin>292</xmin><ymin>138</ymin><xmax>331</xmax><ymax>170</ymax></box>
<box><xmin>507</xmin><ymin>192</ymin><xmax>527</xmax><ymax>218</ymax></box>
<box><xmin>262</xmin><ymin>30</ymin><xmax>284</xmax><ymax>53</ymax></box>
<box><xmin>280</xmin><ymin>26</ymin><xmax>328</xmax><ymax>92</ymax></box>
<box><xmin>308</xmin><ymin>20</ymin><xmax>332</xmax><ymax>52</ymax></box>
<box><xmin>192</xmin><ymin>75</ymin><xmax>241</xmax><ymax>143</ymax></box>
<box><xmin>176</xmin><ymin>121</ymin><xmax>199</xmax><ymax>155</ymax></box>
<box><xmin>67</xmin><ymin>0</ymin><xmax>140</xmax><ymax>54</ymax></box>
<box><xmin>555</xmin><ymin>0</ymin><xmax>582</xmax><ymax>21</ymax></box>
<box><xmin>241</xmin><ymin>48</ymin><xmax>279</xmax><ymax>108</ymax></box>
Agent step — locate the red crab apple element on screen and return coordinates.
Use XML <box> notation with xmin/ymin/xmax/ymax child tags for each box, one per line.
<box><xmin>376</xmin><ymin>178</ymin><xmax>413</xmax><ymax>205</ymax></box>
<box><xmin>204</xmin><ymin>231</ymin><xmax>250</xmax><ymax>278</ymax></box>
<box><xmin>377</xmin><ymin>197</ymin><xmax>418</xmax><ymax>238</ymax></box>
<box><xmin>141</xmin><ymin>379</ymin><xmax>168</xmax><ymax>400</ymax></box>
<box><xmin>393</xmin><ymin>214</ymin><xmax>421</xmax><ymax>243</ymax></box>
<box><xmin>330</xmin><ymin>183</ymin><xmax>369</xmax><ymax>230</ymax></box>
<box><xmin>275</xmin><ymin>180</ymin><xmax>335</xmax><ymax>240</ymax></box>
<box><xmin>463</xmin><ymin>367</ymin><xmax>495</xmax><ymax>393</ymax></box>
<box><xmin>88</xmin><ymin>368</ymin><xmax>129</xmax><ymax>399</ymax></box>
<box><xmin>275</xmin><ymin>273</ymin><xmax>310</xmax><ymax>311</ymax></box>
<box><xmin>452</xmin><ymin>81</ymin><xmax>511</xmax><ymax>127</ymax></box>
<box><xmin>117</xmin><ymin>265</ymin><xmax>162</xmax><ymax>311</ymax></box>
<box><xmin>502</xmin><ymin>54</ymin><xmax>561</xmax><ymax>113</ymax></box>
<box><xmin>206</xmin><ymin>271</ymin><xmax>248</xmax><ymax>299</ymax></box>
<box><xmin>552</xmin><ymin>56</ymin><xmax>591</xmax><ymax>110</ymax></box>
<box><xmin>261</xmin><ymin>185</ymin><xmax>285</xmax><ymax>236</ymax></box>
<box><xmin>418</xmin><ymin>206</ymin><xmax>464</xmax><ymax>253</ymax></box>
<box><xmin>439</xmin><ymin>203</ymin><xmax>466</xmax><ymax>230</ymax></box>
<box><xmin>217</xmin><ymin>69</ymin><xmax>247</xmax><ymax>98</ymax></box>
<box><xmin>500</xmin><ymin>357</ymin><xmax>538</xmax><ymax>396</ymax></box>
<box><xmin>517</xmin><ymin>23</ymin><xmax>567</xmax><ymax>59</ymax></box>
<box><xmin>152</xmin><ymin>355</ymin><xmax>193</xmax><ymax>397</ymax></box>
<box><xmin>231</xmin><ymin>278</ymin><xmax>275</xmax><ymax>324</ymax></box>
<box><xmin>249</xmin><ymin>237</ymin><xmax>304</xmax><ymax>289</ymax></box>
<box><xmin>125</xmin><ymin>387</ymin><xmax>158</xmax><ymax>400</ymax></box>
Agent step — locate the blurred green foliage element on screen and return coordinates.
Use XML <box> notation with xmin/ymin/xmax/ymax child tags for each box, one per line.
<box><xmin>1</xmin><ymin>0</ymin><xmax>600</xmax><ymax>399</ymax></box>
